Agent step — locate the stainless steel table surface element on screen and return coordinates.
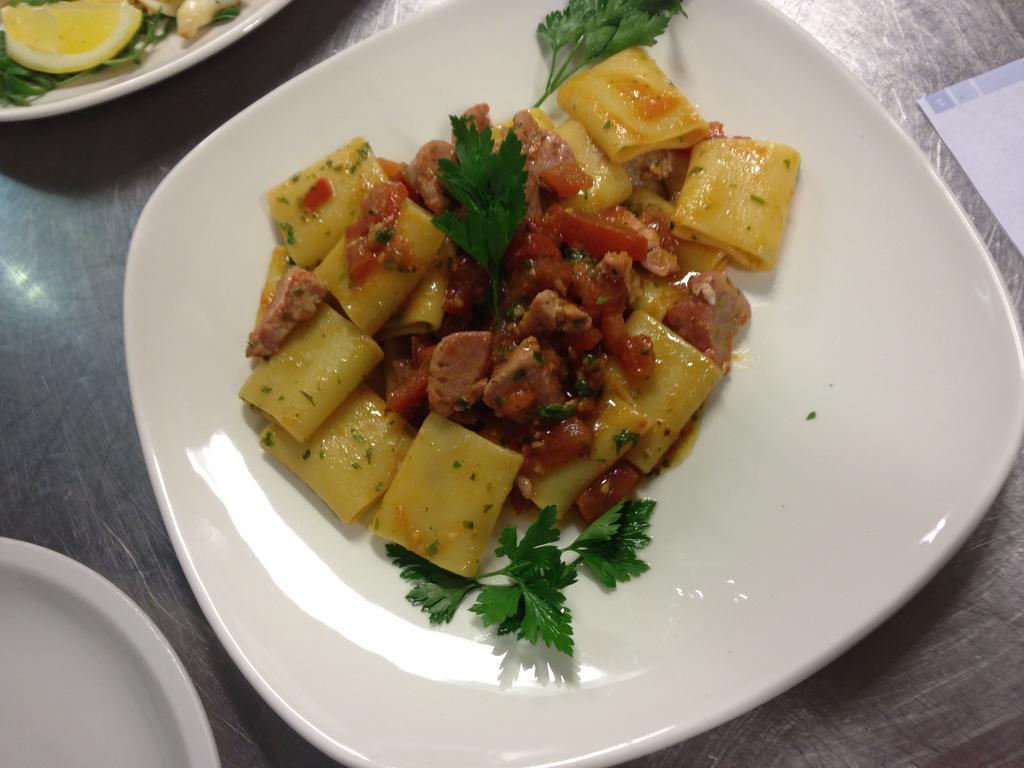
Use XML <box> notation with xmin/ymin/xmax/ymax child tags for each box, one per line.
<box><xmin>1</xmin><ymin>1</ymin><xmax>1022</xmax><ymax>766</ymax></box>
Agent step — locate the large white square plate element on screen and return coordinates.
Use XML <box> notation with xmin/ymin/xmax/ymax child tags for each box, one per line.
<box><xmin>125</xmin><ymin>0</ymin><xmax>1024</xmax><ymax>765</ymax></box>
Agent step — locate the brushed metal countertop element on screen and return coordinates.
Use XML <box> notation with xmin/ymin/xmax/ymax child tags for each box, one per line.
<box><xmin>0</xmin><ymin>1</ymin><xmax>1021</xmax><ymax>766</ymax></box>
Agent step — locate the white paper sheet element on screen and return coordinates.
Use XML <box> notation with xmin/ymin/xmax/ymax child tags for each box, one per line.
<box><xmin>919</xmin><ymin>58</ymin><xmax>1024</xmax><ymax>255</ymax></box>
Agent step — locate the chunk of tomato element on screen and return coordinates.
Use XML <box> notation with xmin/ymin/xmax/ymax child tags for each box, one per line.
<box><xmin>303</xmin><ymin>178</ymin><xmax>333</xmax><ymax>212</ymax></box>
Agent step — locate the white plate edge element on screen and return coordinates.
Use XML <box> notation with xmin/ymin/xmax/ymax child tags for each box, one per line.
<box><xmin>0</xmin><ymin>0</ymin><xmax>295</xmax><ymax>122</ymax></box>
<box><xmin>0</xmin><ymin>537</ymin><xmax>221</xmax><ymax>768</ymax></box>
<box><xmin>122</xmin><ymin>0</ymin><xmax>1024</xmax><ymax>764</ymax></box>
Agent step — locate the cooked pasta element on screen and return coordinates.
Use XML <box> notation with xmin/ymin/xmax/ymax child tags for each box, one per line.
<box><xmin>672</xmin><ymin>138</ymin><xmax>802</xmax><ymax>271</ymax></box>
<box><xmin>557</xmin><ymin>48</ymin><xmax>709</xmax><ymax>163</ymax></box>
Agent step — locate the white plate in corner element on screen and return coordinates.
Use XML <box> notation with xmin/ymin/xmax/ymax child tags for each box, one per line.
<box><xmin>0</xmin><ymin>538</ymin><xmax>220</xmax><ymax>768</ymax></box>
<box><xmin>0</xmin><ymin>0</ymin><xmax>294</xmax><ymax>121</ymax></box>
<box><xmin>124</xmin><ymin>0</ymin><xmax>1024</xmax><ymax>766</ymax></box>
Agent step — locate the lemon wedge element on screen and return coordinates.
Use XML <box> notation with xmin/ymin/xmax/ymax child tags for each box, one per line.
<box><xmin>1</xmin><ymin>0</ymin><xmax>143</xmax><ymax>75</ymax></box>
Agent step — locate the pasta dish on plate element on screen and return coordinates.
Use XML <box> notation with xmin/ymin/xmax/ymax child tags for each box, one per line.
<box><xmin>238</xmin><ymin>13</ymin><xmax>800</xmax><ymax>654</ymax></box>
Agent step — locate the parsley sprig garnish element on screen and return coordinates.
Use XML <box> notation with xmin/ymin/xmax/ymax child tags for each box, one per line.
<box><xmin>432</xmin><ymin>115</ymin><xmax>528</xmax><ymax>318</ymax></box>
<box><xmin>386</xmin><ymin>498</ymin><xmax>655</xmax><ymax>656</ymax></box>
<box><xmin>534</xmin><ymin>0</ymin><xmax>687</xmax><ymax>107</ymax></box>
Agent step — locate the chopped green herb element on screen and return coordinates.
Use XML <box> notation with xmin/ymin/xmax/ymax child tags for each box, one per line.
<box><xmin>373</xmin><ymin>517</ymin><xmax>381</xmax><ymax>530</ymax></box>
<box><xmin>783</xmin><ymin>158</ymin><xmax>792</xmax><ymax>169</ymax></box>
<box><xmin>532</xmin><ymin>349</ymin><xmax>543</xmax><ymax>363</ymax></box>
<box><xmin>351</xmin><ymin>462</ymin><xmax>361</xmax><ymax>470</ymax></box>
<box><xmin>262</xmin><ymin>432</ymin><xmax>275</xmax><ymax>447</ymax></box>
<box><xmin>453</xmin><ymin>460</ymin><xmax>463</xmax><ymax>469</ymax></box>
<box><xmin>689</xmin><ymin>166</ymin><xmax>704</xmax><ymax>175</ymax></box>
<box><xmin>806</xmin><ymin>411</ymin><xmax>817</xmax><ymax>421</ymax></box>
<box><xmin>596</xmin><ymin>295</ymin><xmax>609</xmax><ymax>305</ymax></box>
<box><xmin>511</xmin><ymin>369</ymin><xmax>528</xmax><ymax>381</ymax></box>
<box><xmin>538</xmin><ymin>403</ymin><xmax>577</xmax><ymax>421</ymax></box>
<box><xmin>426</xmin><ymin>540</ymin><xmax>440</xmax><ymax>556</ymax></box>
<box><xmin>374</xmin><ymin>481</ymin><xmax>384</xmax><ymax>493</ymax></box>
<box><xmin>375</xmin><ymin>228</ymin><xmax>394</xmax><ymax>244</ymax></box>
<box><xmin>456</xmin><ymin>396</ymin><xmax>472</xmax><ymax>410</ymax></box>
<box><xmin>470</xmin><ymin>472</ymin><xmax>477</xmax><ymax>481</ymax></box>
<box><xmin>302</xmin><ymin>449</ymin><xmax>311</xmax><ymax>460</ymax></box>
<box><xmin>212</xmin><ymin>6</ymin><xmax>241</xmax><ymax>23</ymax></box>
<box><xmin>483</xmin><ymin>504</ymin><xmax>494</xmax><ymax>514</ymax></box>
<box><xmin>750</xmin><ymin>194</ymin><xmax>766</xmax><ymax>205</ymax></box>
<box><xmin>260</xmin><ymin>385</ymin><xmax>273</xmax><ymax>394</ymax></box>
<box><xmin>276</xmin><ymin>196</ymin><xmax>290</xmax><ymax>205</ymax></box>
<box><xmin>563</xmin><ymin>246</ymin><xmax>593</xmax><ymax>264</ymax></box>
<box><xmin>612</xmin><ymin>429</ymin><xmax>640</xmax><ymax>454</ymax></box>
<box><xmin>463</xmin><ymin>520</ymin><xmax>475</xmax><ymax>530</ymax></box>
<box><xmin>279</xmin><ymin>221</ymin><xmax>297</xmax><ymax>244</ymax></box>
<box><xmin>603</xmin><ymin>120</ymin><xmax>612</xmax><ymax>129</ymax></box>
<box><xmin>285</xmin><ymin>255</ymin><xmax>297</xmax><ymax>267</ymax></box>
<box><xmin>348</xmin><ymin>142</ymin><xmax>371</xmax><ymax>173</ymax></box>
<box><xmin>351</xmin><ymin>431</ymin><xmax>366</xmax><ymax>442</ymax></box>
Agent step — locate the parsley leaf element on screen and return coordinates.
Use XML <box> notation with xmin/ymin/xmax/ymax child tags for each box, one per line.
<box><xmin>534</xmin><ymin>0</ymin><xmax>686</xmax><ymax>107</ymax></box>
<box><xmin>432</xmin><ymin>116</ymin><xmax>528</xmax><ymax>317</ymax></box>
<box><xmin>566</xmin><ymin>499</ymin><xmax>654</xmax><ymax>588</ymax></box>
<box><xmin>520</xmin><ymin>580</ymin><xmax>575</xmax><ymax>655</ymax></box>
<box><xmin>496</xmin><ymin>505</ymin><xmax>563</xmax><ymax>582</ymax></box>
<box><xmin>471</xmin><ymin>584</ymin><xmax>522</xmax><ymax>628</ymax></box>
<box><xmin>386</xmin><ymin>544</ymin><xmax>479</xmax><ymax>624</ymax></box>
<box><xmin>387</xmin><ymin>500</ymin><xmax>655</xmax><ymax>655</ymax></box>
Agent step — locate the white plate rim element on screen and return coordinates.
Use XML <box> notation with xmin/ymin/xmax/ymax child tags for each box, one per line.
<box><xmin>123</xmin><ymin>0</ymin><xmax>1024</xmax><ymax>765</ymax></box>
<box><xmin>0</xmin><ymin>537</ymin><xmax>221</xmax><ymax>768</ymax></box>
<box><xmin>0</xmin><ymin>0</ymin><xmax>295</xmax><ymax>122</ymax></box>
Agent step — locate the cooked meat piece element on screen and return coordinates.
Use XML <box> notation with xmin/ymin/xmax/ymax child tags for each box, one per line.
<box><xmin>404</xmin><ymin>139</ymin><xmax>456</xmax><ymax>214</ymax></box>
<box><xmin>605</xmin><ymin>207</ymin><xmax>679</xmax><ymax>277</ymax></box>
<box><xmin>623</xmin><ymin>150</ymin><xmax>676</xmax><ymax>186</ymax></box>
<box><xmin>571</xmin><ymin>248</ymin><xmax>632</xmax><ymax>314</ymax></box>
<box><xmin>517</xmin><ymin>290</ymin><xmax>593</xmax><ymax>338</ymax></box>
<box><xmin>511</xmin><ymin>110</ymin><xmax>591</xmax><ymax>199</ymax></box>
<box><xmin>427</xmin><ymin>331</ymin><xmax>494</xmax><ymax>416</ymax></box>
<box><xmin>461</xmin><ymin>102</ymin><xmax>491</xmax><ymax>132</ymax></box>
<box><xmin>597</xmin><ymin>250</ymin><xmax>633</xmax><ymax>286</ymax></box>
<box><xmin>663</xmin><ymin>272</ymin><xmax>751</xmax><ymax>370</ymax></box>
<box><xmin>246</xmin><ymin>268</ymin><xmax>327</xmax><ymax>357</ymax></box>
<box><xmin>524</xmin><ymin>172</ymin><xmax>542</xmax><ymax>219</ymax></box>
<box><xmin>483</xmin><ymin>336</ymin><xmax>564</xmax><ymax>417</ymax></box>
<box><xmin>707</xmin><ymin>121</ymin><xmax>727</xmax><ymax>138</ymax></box>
